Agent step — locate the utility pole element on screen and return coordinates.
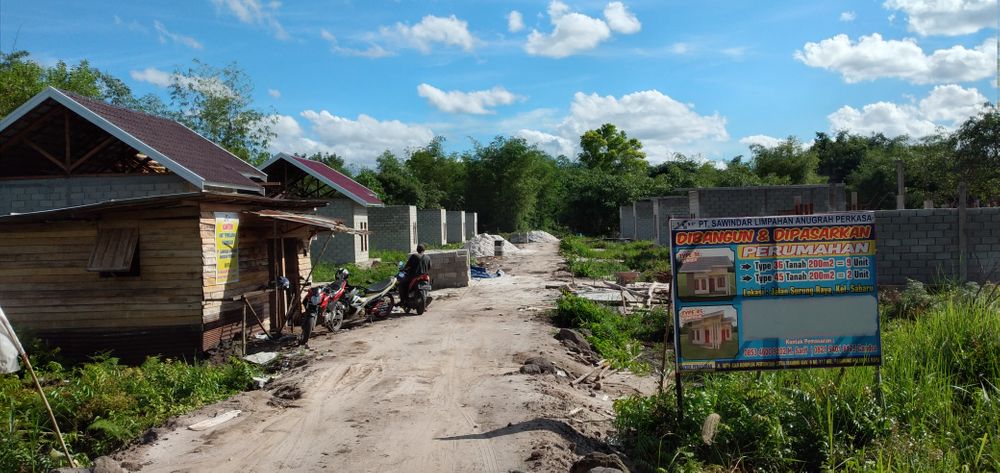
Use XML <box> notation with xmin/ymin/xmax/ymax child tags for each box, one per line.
<box><xmin>895</xmin><ymin>160</ymin><xmax>906</xmax><ymax>210</ymax></box>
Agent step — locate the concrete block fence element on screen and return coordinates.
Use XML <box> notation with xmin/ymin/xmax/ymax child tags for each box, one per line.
<box><xmin>369</xmin><ymin>205</ymin><xmax>418</xmax><ymax>253</ymax></box>
<box><xmin>464</xmin><ymin>212</ymin><xmax>478</xmax><ymax>239</ymax></box>
<box><xmin>0</xmin><ymin>174</ymin><xmax>192</xmax><ymax>215</ymax></box>
<box><xmin>446</xmin><ymin>210</ymin><xmax>466</xmax><ymax>244</ymax></box>
<box><xmin>418</xmin><ymin>209</ymin><xmax>447</xmax><ymax>246</ymax></box>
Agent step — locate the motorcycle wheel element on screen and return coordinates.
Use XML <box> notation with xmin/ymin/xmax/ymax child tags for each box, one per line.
<box><xmin>416</xmin><ymin>291</ymin><xmax>426</xmax><ymax>315</ymax></box>
<box><xmin>324</xmin><ymin>303</ymin><xmax>345</xmax><ymax>332</ymax></box>
<box><xmin>378</xmin><ymin>294</ymin><xmax>395</xmax><ymax>318</ymax></box>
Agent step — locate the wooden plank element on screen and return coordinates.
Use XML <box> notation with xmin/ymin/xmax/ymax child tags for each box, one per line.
<box><xmin>0</xmin><ymin>104</ymin><xmax>64</xmax><ymax>153</ymax></box>
<box><xmin>11</xmin><ymin>316</ymin><xmax>203</xmax><ymax>330</ymax></box>
<box><xmin>69</xmin><ymin>135</ymin><xmax>115</xmax><ymax>172</ymax></box>
<box><xmin>24</xmin><ymin>138</ymin><xmax>68</xmax><ymax>171</ymax></box>
<box><xmin>8</xmin><ymin>303</ymin><xmax>202</xmax><ymax>313</ymax></box>
<box><xmin>0</xmin><ymin>280</ymin><xmax>203</xmax><ymax>291</ymax></box>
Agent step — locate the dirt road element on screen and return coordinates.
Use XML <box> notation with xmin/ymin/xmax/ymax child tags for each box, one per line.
<box><xmin>120</xmin><ymin>242</ymin><xmax>652</xmax><ymax>472</ymax></box>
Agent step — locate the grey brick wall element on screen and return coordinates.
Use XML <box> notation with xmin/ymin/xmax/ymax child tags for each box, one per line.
<box><xmin>656</xmin><ymin>196</ymin><xmax>689</xmax><ymax>246</ymax></box>
<box><xmin>313</xmin><ymin>199</ymin><xmax>368</xmax><ymax>265</ymax></box>
<box><xmin>965</xmin><ymin>208</ymin><xmax>1000</xmax><ymax>283</ymax></box>
<box><xmin>369</xmin><ymin>205</ymin><xmax>417</xmax><ymax>253</ymax></box>
<box><xmin>634</xmin><ymin>199</ymin><xmax>657</xmax><ymax>241</ymax></box>
<box><xmin>426</xmin><ymin>249</ymin><xmax>470</xmax><ymax>288</ymax></box>
<box><xmin>875</xmin><ymin>208</ymin><xmax>1000</xmax><ymax>285</ymax></box>
<box><xmin>418</xmin><ymin>209</ymin><xmax>447</xmax><ymax>245</ymax></box>
<box><xmin>692</xmin><ymin>184</ymin><xmax>846</xmax><ymax>218</ymax></box>
<box><xmin>0</xmin><ymin>174</ymin><xmax>192</xmax><ymax>215</ymax></box>
<box><xmin>619</xmin><ymin>205</ymin><xmax>634</xmax><ymax>239</ymax></box>
<box><xmin>464</xmin><ymin>212</ymin><xmax>478</xmax><ymax>239</ymax></box>
<box><xmin>446</xmin><ymin>210</ymin><xmax>466</xmax><ymax>244</ymax></box>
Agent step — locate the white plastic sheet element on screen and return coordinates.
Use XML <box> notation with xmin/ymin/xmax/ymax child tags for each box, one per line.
<box><xmin>0</xmin><ymin>306</ymin><xmax>23</xmax><ymax>373</ymax></box>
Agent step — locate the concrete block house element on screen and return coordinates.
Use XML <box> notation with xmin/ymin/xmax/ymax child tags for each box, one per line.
<box><xmin>446</xmin><ymin>210</ymin><xmax>466</xmax><ymax>244</ymax></box>
<box><xmin>0</xmin><ymin>87</ymin><xmax>358</xmax><ymax>360</ymax></box>
<box><xmin>686</xmin><ymin>310</ymin><xmax>734</xmax><ymax>350</ymax></box>
<box><xmin>369</xmin><ymin>205</ymin><xmax>418</xmax><ymax>253</ymax></box>
<box><xmin>418</xmin><ymin>209</ymin><xmax>447</xmax><ymax>246</ymax></box>
<box><xmin>464</xmin><ymin>211</ymin><xmax>478</xmax><ymax>239</ymax></box>
<box><xmin>260</xmin><ymin>153</ymin><xmax>383</xmax><ymax>265</ymax></box>
<box><xmin>676</xmin><ymin>249</ymin><xmax>736</xmax><ymax>300</ymax></box>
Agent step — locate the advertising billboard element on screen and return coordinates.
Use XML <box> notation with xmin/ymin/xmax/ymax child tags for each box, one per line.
<box><xmin>670</xmin><ymin>212</ymin><xmax>881</xmax><ymax>372</ymax></box>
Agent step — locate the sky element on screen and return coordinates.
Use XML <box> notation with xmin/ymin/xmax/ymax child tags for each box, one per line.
<box><xmin>1</xmin><ymin>0</ymin><xmax>997</xmax><ymax>170</ymax></box>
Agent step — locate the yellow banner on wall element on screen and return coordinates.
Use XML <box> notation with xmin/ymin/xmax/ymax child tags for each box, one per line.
<box><xmin>215</xmin><ymin>212</ymin><xmax>239</xmax><ymax>283</ymax></box>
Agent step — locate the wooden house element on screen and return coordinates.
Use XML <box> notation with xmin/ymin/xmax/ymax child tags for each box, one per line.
<box><xmin>0</xmin><ymin>88</ymin><xmax>358</xmax><ymax>361</ymax></box>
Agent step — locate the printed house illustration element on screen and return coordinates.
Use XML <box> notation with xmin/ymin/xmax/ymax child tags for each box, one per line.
<box><xmin>678</xmin><ymin>254</ymin><xmax>734</xmax><ymax>297</ymax></box>
<box><xmin>686</xmin><ymin>310</ymin><xmax>735</xmax><ymax>349</ymax></box>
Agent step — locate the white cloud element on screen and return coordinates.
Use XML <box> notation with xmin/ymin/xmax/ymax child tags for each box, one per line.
<box><xmin>795</xmin><ymin>33</ymin><xmax>995</xmax><ymax>84</ymax></box>
<box><xmin>321</xmin><ymin>29</ymin><xmax>394</xmax><ymax>58</ymax></box>
<box><xmin>508</xmin><ymin>10</ymin><xmax>525</xmax><ymax>33</ymax></box>
<box><xmin>114</xmin><ymin>15</ymin><xmax>148</xmax><ymax>33</ymax></box>
<box><xmin>721</xmin><ymin>46</ymin><xmax>747</xmax><ymax>57</ymax></box>
<box><xmin>417</xmin><ymin>83</ymin><xmax>522</xmax><ymax>115</ymax></box>
<box><xmin>828</xmin><ymin>84</ymin><xmax>987</xmax><ymax>137</ymax></box>
<box><xmin>267</xmin><ymin>88</ymin><xmax>281</xmax><ymax>98</ymax></box>
<box><xmin>518</xmin><ymin>90</ymin><xmax>726</xmax><ymax>161</ymax></box>
<box><xmin>153</xmin><ymin>20</ymin><xmax>203</xmax><ymax>50</ymax></box>
<box><xmin>269</xmin><ymin>111</ymin><xmax>435</xmax><ymax>165</ymax></box>
<box><xmin>740</xmin><ymin>134</ymin><xmax>785</xmax><ymax>148</ymax></box>
<box><xmin>210</xmin><ymin>0</ymin><xmax>289</xmax><ymax>40</ymax></box>
<box><xmin>840</xmin><ymin>11</ymin><xmax>857</xmax><ymax>22</ymax></box>
<box><xmin>516</xmin><ymin>129</ymin><xmax>575</xmax><ymax>157</ymax></box>
<box><xmin>526</xmin><ymin>1</ymin><xmax>631</xmax><ymax>58</ymax></box>
<box><xmin>884</xmin><ymin>0</ymin><xmax>999</xmax><ymax>36</ymax></box>
<box><xmin>129</xmin><ymin>67</ymin><xmax>234</xmax><ymax>97</ymax></box>
<box><xmin>670</xmin><ymin>42</ymin><xmax>690</xmax><ymax>54</ymax></box>
<box><xmin>383</xmin><ymin>14</ymin><xmax>477</xmax><ymax>53</ymax></box>
<box><xmin>604</xmin><ymin>2</ymin><xmax>641</xmax><ymax>34</ymax></box>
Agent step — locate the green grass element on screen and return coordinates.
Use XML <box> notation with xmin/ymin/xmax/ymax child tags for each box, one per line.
<box><xmin>0</xmin><ymin>354</ymin><xmax>259</xmax><ymax>471</ymax></box>
<box><xmin>559</xmin><ymin>235</ymin><xmax>672</xmax><ymax>281</ymax></box>
<box><xmin>554</xmin><ymin>295</ymin><xmax>668</xmax><ymax>372</ymax></box>
<box><xmin>313</xmin><ymin>249</ymin><xmax>408</xmax><ymax>288</ymax></box>
<box><xmin>613</xmin><ymin>291</ymin><xmax>1000</xmax><ymax>472</ymax></box>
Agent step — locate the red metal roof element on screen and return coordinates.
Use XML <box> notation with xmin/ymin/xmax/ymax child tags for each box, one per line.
<box><xmin>274</xmin><ymin>154</ymin><xmax>383</xmax><ymax>206</ymax></box>
<box><xmin>62</xmin><ymin>91</ymin><xmax>265</xmax><ymax>191</ymax></box>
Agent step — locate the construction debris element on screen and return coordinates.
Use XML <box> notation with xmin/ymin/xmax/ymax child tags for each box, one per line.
<box><xmin>243</xmin><ymin>351</ymin><xmax>279</xmax><ymax>365</ymax></box>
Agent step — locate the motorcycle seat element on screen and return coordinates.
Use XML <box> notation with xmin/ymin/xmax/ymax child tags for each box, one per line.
<box><xmin>366</xmin><ymin>278</ymin><xmax>394</xmax><ymax>294</ymax></box>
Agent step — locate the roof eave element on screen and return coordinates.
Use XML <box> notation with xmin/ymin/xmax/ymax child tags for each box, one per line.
<box><xmin>263</xmin><ymin>152</ymin><xmax>379</xmax><ymax>207</ymax></box>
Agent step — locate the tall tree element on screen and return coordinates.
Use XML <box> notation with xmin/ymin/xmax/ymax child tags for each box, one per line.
<box><xmin>168</xmin><ymin>60</ymin><xmax>274</xmax><ymax>165</ymax></box>
<box><xmin>373</xmin><ymin>151</ymin><xmax>425</xmax><ymax>206</ymax></box>
<box><xmin>406</xmin><ymin>137</ymin><xmax>466</xmax><ymax>209</ymax></box>
<box><xmin>465</xmin><ymin>136</ymin><xmax>553</xmax><ymax>232</ymax></box>
<box><xmin>951</xmin><ymin>104</ymin><xmax>1000</xmax><ymax>202</ymax></box>
<box><xmin>748</xmin><ymin>137</ymin><xmax>823</xmax><ymax>184</ymax></box>
<box><xmin>578</xmin><ymin>123</ymin><xmax>647</xmax><ymax>174</ymax></box>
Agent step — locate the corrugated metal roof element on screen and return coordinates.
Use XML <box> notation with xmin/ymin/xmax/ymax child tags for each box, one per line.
<box><xmin>677</xmin><ymin>255</ymin><xmax>733</xmax><ymax>273</ymax></box>
<box><xmin>260</xmin><ymin>153</ymin><xmax>384</xmax><ymax>207</ymax></box>
<box><xmin>252</xmin><ymin>210</ymin><xmax>368</xmax><ymax>234</ymax></box>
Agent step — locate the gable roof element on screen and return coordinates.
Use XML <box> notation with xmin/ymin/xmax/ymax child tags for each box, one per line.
<box><xmin>677</xmin><ymin>255</ymin><xmax>733</xmax><ymax>273</ymax></box>
<box><xmin>259</xmin><ymin>152</ymin><xmax>384</xmax><ymax>207</ymax></box>
<box><xmin>0</xmin><ymin>87</ymin><xmax>265</xmax><ymax>193</ymax></box>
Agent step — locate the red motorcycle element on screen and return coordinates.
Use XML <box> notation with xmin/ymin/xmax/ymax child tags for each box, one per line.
<box><xmin>396</xmin><ymin>265</ymin><xmax>432</xmax><ymax>315</ymax></box>
<box><xmin>300</xmin><ymin>269</ymin><xmax>349</xmax><ymax>344</ymax></box>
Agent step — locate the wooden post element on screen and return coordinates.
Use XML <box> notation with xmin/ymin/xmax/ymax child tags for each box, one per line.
<box><xmin>958</xmin><ymin>182</ymin><xmax>968</xmax><ymax>281</ymax></box>
<box><xmin>64</xmin><ymin>111</ymin><xmax>71</xmax><ymax>174</ymax></box>
<box><xmin>851</xmin><ymin>191</ymin><xmax>858</xmax><ymax>210</ymax></box>
<box><xmin>241</xmin><ymin>301</ymin><xmax>247</xmax><ymax>356</ymax></box>
<box><xmin>896</xmin><ymin>160</ymin><xmax>906</xmax><ymax>209</ymax></box>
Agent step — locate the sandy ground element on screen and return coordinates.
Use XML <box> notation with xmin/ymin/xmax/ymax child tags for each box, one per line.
<box><xmin>117</xmin><ymin>242</ymin><xmax>656</xmax><ymax>472</ymax></box>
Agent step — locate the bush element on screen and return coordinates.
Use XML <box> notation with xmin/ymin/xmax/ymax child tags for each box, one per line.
<box><xmin>559</xmin><ymin>235</ymin><xmax>672</xmax><ymax>281</ymax></box>
<box><xmin>614</xmin><ymin>294</ymin><xmax>1000</xmax><ymax>471</ymax></box>
<box><xmin>555</xmin><ymin>295</ymin><xmax>667</xmax><ymax>371</ymax></box>
<box><xmin>0</xmin><ymin>355</ymin><xmax>259</xmax><ymax>471</ymax></box>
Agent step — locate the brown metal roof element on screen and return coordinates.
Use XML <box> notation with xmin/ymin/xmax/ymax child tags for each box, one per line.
<box><xmin>0</xmin><ymin>192</ymin><xmax>327</xmax><ymax>223</ymax></box>
<box><xmin>61</xmin><ymin>91</ymin><xmax>265</xmax><ymax>191</ymax></box>
<box><xmin>677</xmin><ymin>255</ymin><xmax>733</xmax><ymax>273</ymax></box>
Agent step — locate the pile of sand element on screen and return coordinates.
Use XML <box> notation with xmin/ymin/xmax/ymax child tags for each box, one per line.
<box><xmin>464</xmin><ymin>234</ymin><xmax>522</xmax><ymax>258</ymax></box>
<box><xmin>508</xmin><ymin>230</ymin><xmax>560</xmax><ymax>244</ymax></box>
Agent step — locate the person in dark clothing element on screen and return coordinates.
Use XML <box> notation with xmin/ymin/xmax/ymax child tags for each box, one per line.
<box><xmin>401</xmin><ymin>244</ymin><xmax>431</xmax><ymax>301</ymax></box>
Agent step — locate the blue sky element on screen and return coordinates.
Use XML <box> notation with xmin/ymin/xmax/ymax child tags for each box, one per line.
<box><xmin>2</xmin><ymin>0</ymin><xmax>997</xmax><ymax>169</ymax></box>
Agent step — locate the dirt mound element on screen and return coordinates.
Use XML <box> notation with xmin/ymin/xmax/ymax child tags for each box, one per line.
<box><xmin>464</xmin><ymin>233</ymin><xmax>522</xmax><ymax>258</ymax></box>
<box><xmin>508</xmin><ymin>230</ymin><xmax>560</xmax><ymax>244</ymax></box>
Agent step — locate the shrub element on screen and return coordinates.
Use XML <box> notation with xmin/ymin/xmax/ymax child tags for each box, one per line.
<box><xmin>614</xmin><ymin>294</ymin><xmax>1000</xmax><ymax>471</ymax></box>
<box><xmin>555</xmin><ymin>295</ymin><xmax>666</xmax><ymax>371</ymax></box>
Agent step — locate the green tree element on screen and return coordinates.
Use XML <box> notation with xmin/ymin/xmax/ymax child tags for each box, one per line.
<box><xmin>0</xmin><ymin>50</ymin><xmax>165</xmax><ymax>118</ymax></box>
<box><xmin>405</xmin><ymin>137</ymin><xmax>466</xmax><ymax>209</ymax></box>
<box><xmin>373</xmin><ymin>150</ymin><xmax>425</xmax><ymax>206</ymax></box>
<box><xmin>748</xmin><ymin>137</ymin><xmax>823</xmax><ymax>184</ymax></box>
<box><xmin>168</xmin><ymin>60</ymin><xmax>274</xmax><ymax>165</ymax></box>
<box><xmin>465</xmin><ymin>136</ymin><xmax>554</xmax><ymax>232</ymax></box>
<box><xmin>951</xmin><ymin>104</ymin><xmax>1000</xmax><ymax>202</ymax></box>
<box><xmin>578</xmin><ymin>123</ymin><xmax>647</xmax><ymax>174</ymax></box>
<box><xmin>354</xmin><ymin>168</ymin><xmax>386</xmax><ymax>201</ymax></box>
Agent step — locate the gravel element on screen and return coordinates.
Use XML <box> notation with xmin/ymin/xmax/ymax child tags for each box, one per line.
<box><xmin>508</xmin><ymin>230</ymin><xmax>560</xmax><ymax>244</ymax></box>
<box><xmin>464</xmin><ymin>234</ymin><xmax>522</xmax><ymax>258</ymax></box>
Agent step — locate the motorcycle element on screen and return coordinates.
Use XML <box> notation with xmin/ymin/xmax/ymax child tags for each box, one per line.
<box><xmin>396</xmin><ymin>262</ymin><xmax>432</xmax><ymax>315</ymax></box>
<box><xmin>299</xmin><ymin>269</ymin><xmax>349</xmax><ymax>345</ymax></box>
<box><xmin>340</xmin><ymin>274</ymin><xmax>397</xmax><ymax>324</ymax></box>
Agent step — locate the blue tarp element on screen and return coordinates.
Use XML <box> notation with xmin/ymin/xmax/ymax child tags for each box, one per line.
<box><xmin>471</xmin><ymin>266</ymin><xmax>503</xmax><ymax>279</ymax></box>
